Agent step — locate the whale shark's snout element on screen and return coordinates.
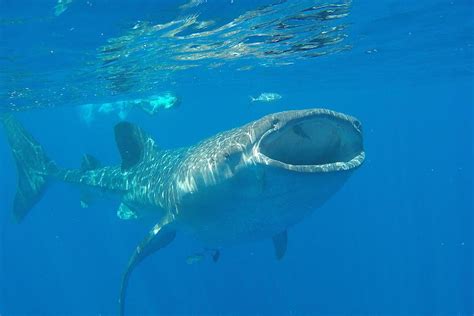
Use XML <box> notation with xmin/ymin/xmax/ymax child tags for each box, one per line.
<box><xmin>175</xmin><ymin>109</ymin><xmax>365</xmax><ymax>245</ymax></box>
<box><xmin>253</xmin><ymin>109</ymin><xmax>365</xmax><ymax>172</ymax></box>
<box><xmin>175</xmin><ymin>109</ymin><xmax>365</xmax><ymax>200</ymax></box>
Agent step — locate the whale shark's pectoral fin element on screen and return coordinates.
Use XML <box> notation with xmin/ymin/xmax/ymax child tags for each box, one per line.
<box><xmin>119</xmin><ymin>216</ymin><xmax>175</xmax><ymax>316</ymax></box>
<box><xmin>272</xmin><ymin>230</ymin><xmax>287</xmax><ymax>260</ymax></box>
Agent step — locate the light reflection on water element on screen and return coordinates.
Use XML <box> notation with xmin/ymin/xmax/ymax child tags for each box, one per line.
<box><xmin>0</xmin><ymin>0</ymin><xmax>352</xmax><ymax>112</ymax></box>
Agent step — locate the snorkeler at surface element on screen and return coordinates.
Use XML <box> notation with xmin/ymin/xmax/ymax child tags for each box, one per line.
<box><xmin>78</xmin><ymin>92</ymin><xmax>180</xmax><ymax>124</ymax></box>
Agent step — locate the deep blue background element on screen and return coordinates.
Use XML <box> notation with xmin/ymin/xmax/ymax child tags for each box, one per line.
<box><xmin>1</xmin><ymin>0</ymin><xmax>473</xmax><ymax>315</ymax></box>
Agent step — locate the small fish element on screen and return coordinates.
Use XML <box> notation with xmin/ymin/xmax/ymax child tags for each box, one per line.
<box><xmin>250</xmin><ymin>92</ymin><xmax>282</xmax><ymax>103</ymax></box>
<box><xmin>186</xmin><ymin>249</ymin><xmax>220</xmax><ymax>264</ymax></box>
<box><xmin>237</xmin><ymin>65</ymin><xmax>254</xmax><ymax>71</ymax></box>
<box><xmin>179</xmin><ymin>0</ymin><xmax>206</xmax><ymax>10</ymax></box>
<box><xmin>186</xmin><ymin>253</ymin><xmax>205</xmax><ymax>265</ymax></box>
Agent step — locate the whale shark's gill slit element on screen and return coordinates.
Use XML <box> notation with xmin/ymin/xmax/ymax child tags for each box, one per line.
<box><xmin>292</xmin><ymin>124</ymin><xmax>311</xmax><ymax>140</ymax></box>
<box><xmin>259</xmin><ymin>114</ymin><xmax>363</xmax><ymax>166</ymax></box>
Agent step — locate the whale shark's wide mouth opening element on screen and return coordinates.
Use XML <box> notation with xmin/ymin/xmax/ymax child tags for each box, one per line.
<box><xmin>258</xmin><ymin>110</ymin><xmax>364</xmax><ymax>172</ymax></box>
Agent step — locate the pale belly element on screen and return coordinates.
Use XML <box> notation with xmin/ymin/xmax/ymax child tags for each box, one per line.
<box><xmin>175</xmin><ymin>169</ymin><xmax>352</xmax><ymax>247</ymax></box>
<box><xmin>177</xmin><ymin>194</ymin><xmax>313</xmax><ymax>247</ymax></box>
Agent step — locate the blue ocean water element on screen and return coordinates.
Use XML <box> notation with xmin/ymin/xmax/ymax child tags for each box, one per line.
<box><xmin>0</xmin><ymin>0</ymin><xmax>473</xmax><ymax>315</ymax></box>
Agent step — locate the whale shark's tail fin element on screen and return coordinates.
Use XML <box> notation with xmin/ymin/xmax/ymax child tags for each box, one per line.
<box><xmin>1</xmin><ymin>114</ymin><xmax>55</xmax><ymax>222</ymax></box>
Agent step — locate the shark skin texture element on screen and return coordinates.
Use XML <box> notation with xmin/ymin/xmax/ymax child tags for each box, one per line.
<box><xmin>1</xmin><ymin>108</ymin><xmax>365</xmax><ymax>315</ymax></box>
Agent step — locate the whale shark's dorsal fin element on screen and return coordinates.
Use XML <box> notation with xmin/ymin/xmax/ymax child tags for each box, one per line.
<box><xmin>79</xmin><ymin>154</ymin><xmax>102</xmax><ymax>208</ymax></box>
<box><xmin>119</xmin><ymin>215</ymin><xmax>176</xmax><ymax>316</ymax></box>
<box><xmin>81</xmin><ymin>153</ymin><xmax>101</xmax><ymax>171</ymax></box>
<box><xmin>114</xmin><ymin>122</ymin><xmax>158</xmax><ymax>170</ymax></box>
<box><xmin>272</xmin><ymin>230</ymin><xmax>288</xmax><ymax>260</ymax></box>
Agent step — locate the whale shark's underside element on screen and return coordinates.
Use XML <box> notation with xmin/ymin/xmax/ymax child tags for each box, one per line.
<box><xmin>2</xmin><ymin>108</ymin><xmax>365</xmax><ymax>315</ymax></box>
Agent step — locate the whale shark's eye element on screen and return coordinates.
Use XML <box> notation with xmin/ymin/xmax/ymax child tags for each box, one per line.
<box><xmin>223</xmin><ymin>153</ymin><xmax>230</xmax><ymax>160</ymax></box>
<box><xmin>352</xmin><ymin>120</ymin><xmax>362</xmax><ymax>132</ymax></box>
<box><xmin>271</xmin><ymin>118</ymin><xmax>280</xmax><ymax>128</ymax></box>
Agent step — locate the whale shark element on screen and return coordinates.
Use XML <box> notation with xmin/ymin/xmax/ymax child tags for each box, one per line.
<box><xmin>1</xmin><ymin>108</ymin><xmax>365</xmax><ymax>315</ymax></box>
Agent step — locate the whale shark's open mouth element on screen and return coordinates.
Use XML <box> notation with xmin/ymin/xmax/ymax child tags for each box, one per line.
<box><xmin>257</xmin><ymin>109</ymin><xmax>365</xmax><ymax>172</ymax></box>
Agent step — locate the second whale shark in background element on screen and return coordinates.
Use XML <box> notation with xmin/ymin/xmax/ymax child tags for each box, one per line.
<box><xmin>2</xmin><ymin>108</ymin><xmax>365</xmax><ymax>315</ymax></box>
